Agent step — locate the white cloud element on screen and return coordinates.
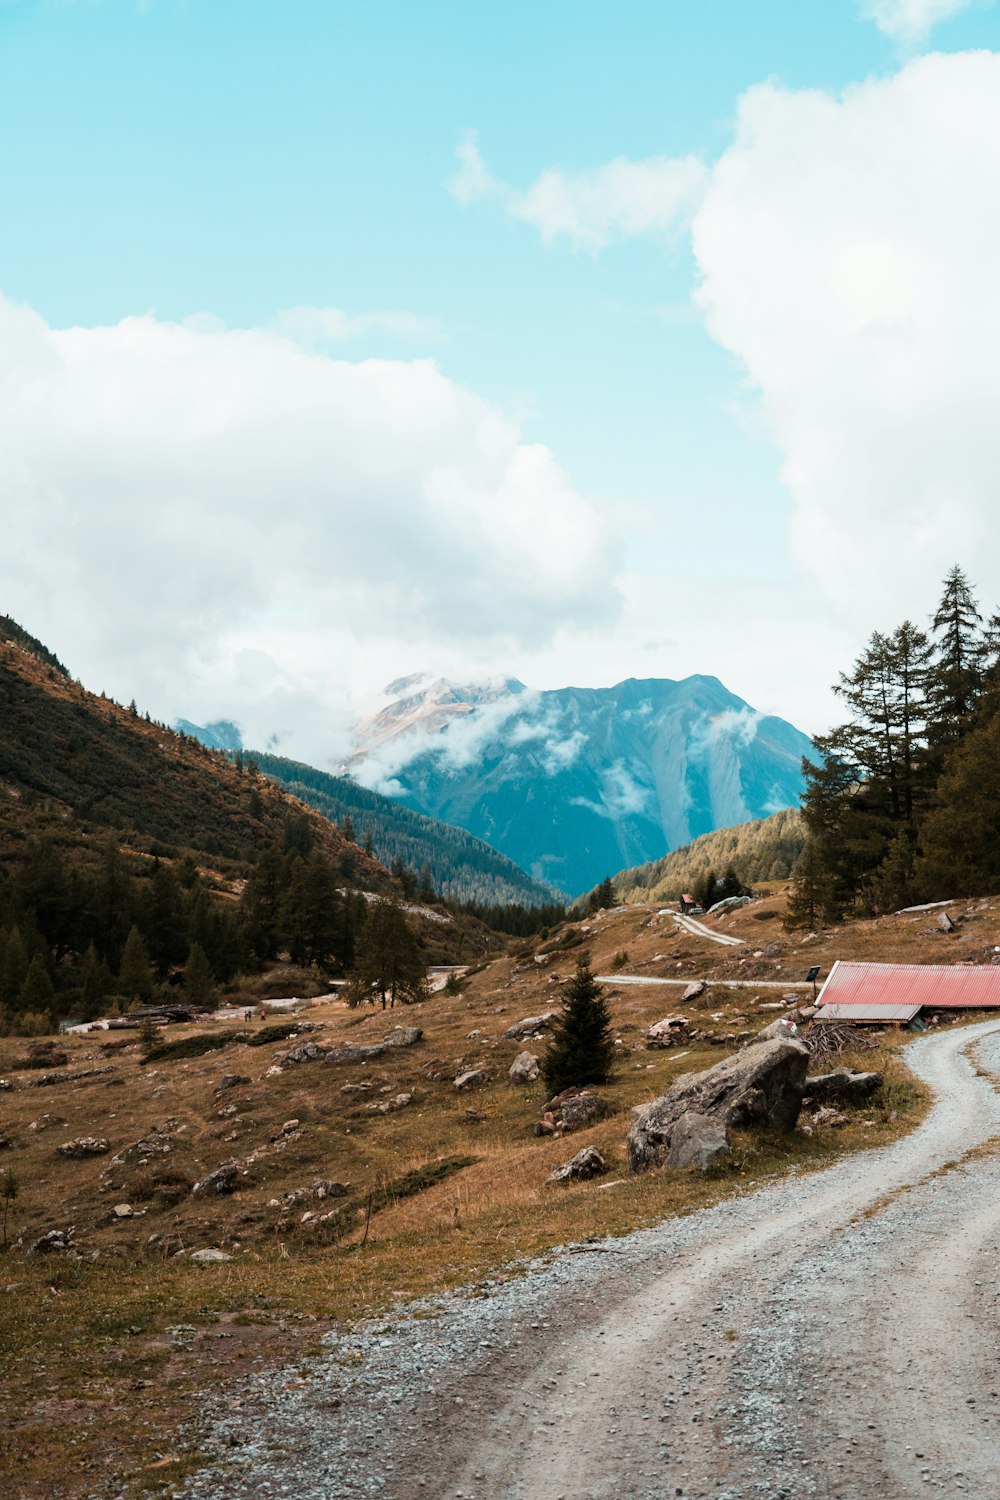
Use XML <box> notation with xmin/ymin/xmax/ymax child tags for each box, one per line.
<box><xmin>448</xmin><ymin>131</ymin><xmax>707</xmax><ymax>252</ymax></box>
<box><xmin>0</xmin><ymin>295</ymin><xmax>620</xmax><ymax>762</ymax></box>
<box><xmin>859</xmin><ymin>0</ymin><xmax>985</xmax><ymax>43</ymax></box>
<box><xmin>691</xmin><ymin>51</ymin><xmax>1000</xmax><ymax>635</ymax></box>
<box><xmin>271</xmin><ymin>305</ymin><xmax>443</xmax><ymax>348</ymax></box>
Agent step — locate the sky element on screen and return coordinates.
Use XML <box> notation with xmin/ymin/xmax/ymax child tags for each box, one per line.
<box><xmin>2</xmin><ymin>0</ymin><xmax>1000</xmax><ymax>764</ymax></box>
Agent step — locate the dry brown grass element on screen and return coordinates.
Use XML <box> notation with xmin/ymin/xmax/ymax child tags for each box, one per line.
<box><xmin>2</xmin><ymin>889</ymin><xmax>972</xmax><ymax>1499</ymax></box>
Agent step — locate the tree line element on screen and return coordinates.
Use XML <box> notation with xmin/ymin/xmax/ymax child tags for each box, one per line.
<box><xmin>790</xmin><ymin>566</ymin><xmax>1000</xmax><ymax>924</ymax></box>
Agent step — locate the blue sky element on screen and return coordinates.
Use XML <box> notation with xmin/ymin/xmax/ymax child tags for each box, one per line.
<box><xmin>2</xmin><ymin>0</ymin><xmax>999</xmax><ymax>756</ymax></box>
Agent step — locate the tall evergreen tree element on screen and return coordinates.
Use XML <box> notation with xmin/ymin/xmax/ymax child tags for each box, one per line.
<box><xmin>542</xmin><ymin>958</ymin><xmax>615</xmax><ymax>1095</ymax></box>
<box><xmin>118</xmin><ymin>925</ymin><xmax>153</xmax><ymax>1006</ymax></box>
<box><xmin>927</xmin><ymin>565</ymin><xmax>983</xmax><ymax>741</ymax></box>
<box><xmin>182</xmin><ymin>942</ymin><xmax>215</xmax><ymax>1007</ymax></box>
<box><xmin>16</xmin><ymin>954</ymin><xmax>56</xmax><ymax>1016</ymax></box>
<box><xmin>345</xmin><ymin>898</ymin><xmax>425</xmax><ymax>1009</ymax></box>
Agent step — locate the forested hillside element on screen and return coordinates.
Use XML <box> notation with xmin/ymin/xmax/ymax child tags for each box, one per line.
<box><xmin>613</xmin><ymin>807</ymin><xmax>805</xmax><ymax>905</ymax></box>
<box><xmin>790</xmin><ymin>566</ymin><xmax>1000</xmax><ymax>923</ymax></box>
<box><xmin>250</xmin><ymin>752</ymin><xmax>563</xmax><ymax>907</ymax></box>
<box><xmin>0</xmin><ymin>630</ymin><xmax>497</xmax><ymax>1035</ymax></box>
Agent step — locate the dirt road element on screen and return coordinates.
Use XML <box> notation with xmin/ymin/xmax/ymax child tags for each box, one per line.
<box><xmin>181</xmin><ymin>1019</ymin><xmax>1000</xmax><ymax>1500</ymax></box>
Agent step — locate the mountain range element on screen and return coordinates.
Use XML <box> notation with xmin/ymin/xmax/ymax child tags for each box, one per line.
<box><xmin>347</xmin><ymin>674</ymin><xmax>813</xmax><ymax>898</ymax></box>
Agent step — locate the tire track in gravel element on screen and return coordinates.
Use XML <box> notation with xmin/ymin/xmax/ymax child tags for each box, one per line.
<box><xmin>177</xmin><ymin>1019</ymin><xmax>1000</xmax><ymax>1500</ymax></box>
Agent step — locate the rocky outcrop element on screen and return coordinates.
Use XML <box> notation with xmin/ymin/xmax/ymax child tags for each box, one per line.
<box><xmin>628</xmin><ymin>1034</ymin><xmax>810</xmax><ymax>1173</ymax></box>
<box><xmin>645</xmin><ymin>1016</ymin><xmax>690</xmax><ymax>1048</ymax></box>
<box><xmin>534</xmin><ymin>1089</ymin><xmax>610</xmax><ymax>1136</ymax></box>
<box><xmin>384</xmin><ymin>1026</ymin><xmax>423</xmax><ymax>1048</ymax></box>
<box><xmin>545</xmin><ymin>1147</ymin><xmax>608</xmax><ymax>1185</ymax></box>
<box><xmin>56</xmin><ymin>1137</ymin><xmax>110</xmax><ymax>1158</ymax></box>
<box><xmin>454</xmin><ymin>1069</ymin><xmax>492</xmax><ymax>1091</ymax></box>
<box><xmin>324</xmin><ymin>1043</ymin><xmax>388</xmax><ymax>1065</ymax></box>
<box><xmin>192</xmin><ymin>1161</ymin><xmax>239</xmax><ymax>1195</ymax></box>
<box><xmin>509</xmin><ymin>1050</ymin><xmax>540</xmax><ymax>1084</ymax></box>
<box><xmin>804</xmin><ymin>1068</ymin><xmax>883</xmax><ymax>1106</ymax></box>
<box><xmin>681</xmin><ymin>981</ymin><xmax>707</xmax><ymax>1003</ymax></box>
<box><xmin>504</xmin><ymin>1012</ymin><xmax>559</xmax><ymax>1040</ymax></box>
<box><xmin>665</xmin><ymin>1111</ymin><xmax>731</xmax><ymax>1172</ymax></box>
<box><xmin>365</xmin><ymin>1092</ymin><xmax>414</xmax><ymax>1114</ymax></box>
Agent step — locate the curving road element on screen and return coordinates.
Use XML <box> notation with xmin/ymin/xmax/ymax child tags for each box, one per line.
<box><xmin>182</xmin><ymin>1019</ymin><xmax>1000</xmax><ymax>1500</ymax></box>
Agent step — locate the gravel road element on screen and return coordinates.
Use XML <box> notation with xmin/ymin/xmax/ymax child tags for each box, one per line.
<box><xmin>180</xmin><ymin>1019</ymin><xmax>1000</xmax><ymax>1500</ymax></box>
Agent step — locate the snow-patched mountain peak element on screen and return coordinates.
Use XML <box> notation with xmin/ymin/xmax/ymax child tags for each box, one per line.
<box><xmin>354</xmin><ymin>675</ymin><xmax>527</xmax><ymax>753</ymax></box>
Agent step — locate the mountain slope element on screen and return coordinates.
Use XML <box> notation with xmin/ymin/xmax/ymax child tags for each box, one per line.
<box><xmin>248</xmin><ymin>751</ymin><xmax>564</xmax><ymax>907</ymax></box>
<box><xmin>349</xmin><ymin>675</ymin><xmax>813</xmax><ymax>898</ymax></box>
<box><xmin>613</xmin><ymin>807</ymin><xmax>806</xmax><ymax>905</ymax></box>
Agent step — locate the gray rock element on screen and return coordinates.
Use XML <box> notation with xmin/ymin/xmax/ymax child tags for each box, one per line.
<box><xmin>311</xmin><ymin>1180</ymin><xmax>350</xmax><ymax>1199</ymax></box>
<box><xmin>215</xmin><ymin>1074</ymin><xmax>250</xmax><ymax>1095</ymax></box>
<box><xmin>805</xmin><ymin>1068</ymin><xmax>883</xmax><ymax>1106</ymax></box>
<box><xmin>383</xmin><ymin>1026</ymin><xmax>423</xmax><ymax>1048</ymax></box>
<box><xmin>757</xmin><ymin>1016</ymin><xmax>799</xmax><ymax>1041</ymax></box>
<box><xmin>627</xmin><ymin>1034</ymin><xmax>810</xmax><ymax>1173</ymax></box>
<box><xmin>365</xmin><ymin>1092</ymin><xmax>414</xmax><ymax>1114</ymax></box>
<box><xmin>938</xmin><ymin>910</ymin><xmax>957</xmax><ymax>932</ymax></box>
<box><xmin>811</xmin><ymin>1106</ymin><xmax>849</xmax><ymax>1128</ymax></box>
<box><xmin>545</xmin><ymin>1146</ymin><xmax>609</xmax><ymax>1185</ymax></box>
<box><xmin>681</xmin><ymin>981</ymin><xmax>707</xmax><ymax>1003</ymax></box>
<box><xmin>192</xmin><ymin>1161</ymin><xmax>239</xmax><ymax>1195</ymax></box>
<box><xmin>454</xmin><ymin>1069</ymin><xmax>492</xmax><ymax>1091</ymax></box>
<box><xmin>509</xmin><ymin>1050</ymin><xmax>540</xmax><ymax>1084</ymax></box>
<box><xmin>503</xmin><ymin>1012</ymin><xmax>560</xmax><ymax>1040</ymax></box>
<box><xmin>27</xmin><ymin>1227</ymin><xmax>77</xmax><ymax>1256</ymax></box>
<box><xmin>283</xmin><ymin>1042</ymin><xmax>326</xmax><ymax>1065</ymax></box>
<box><xmin>665</xmin><ymin>1111</ymin><xmax>731</xmax><ymax>1172</ymax></box>
<box><xmin>554</xmin><ymin>1090</ymin><xmax>609</xmax><ymax>1132</ymax></box>
<box><xmin>112</xmin><ymin>1203</ymin><xmax>134</xmax><ymax>1218</ymax></box>
<box><xmin>645</xmin><ymin>1016</ymin><xmax>689</xmax><ymax>1048</ymax></box>
<box><xmin>324</xmin><ymin>1043</ymin><xmax>388</xmax><ymax>1065</ymax></box>
<box><xmin>190</xmin><ymin>1248</ymin><xmax>233</xmax><ymax>1264</ymax></box>
<box><xmin>56</xmin><ymin>1136</ymin><xmax>110</xmax><ymax>1158</ymax></box>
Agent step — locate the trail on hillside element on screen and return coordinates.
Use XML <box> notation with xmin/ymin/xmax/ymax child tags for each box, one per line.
<box><xmin>180</xmin><ymin>1020</ymin><xmax>1000</xmax><ymax>1500</ymax></box>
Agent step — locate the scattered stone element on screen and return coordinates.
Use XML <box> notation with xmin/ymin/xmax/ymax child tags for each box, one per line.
<box><xmin>454</xmin><ymin>1068</ymin><xmax>492</xmax><ymax>1091</ymax></box>
<box><xmin>757</xmin><ymin>1016</ymin><xmax>799</xmax><ymax>1042</ymax></box>
<box><xmin>366</xmin><ymin>1092</ymin><xmax>414</xmax><ymax>1115</ymax></box>
<box><xmin>57</xmin><ymin>1136</ymin><xmax>110</xmax><ymax>1158</ymax></box>
<box><xmin>324</xmin><ymin>1044</ymin><xmax>388</xmax><ymax>1066</ymax></box>
<box><xmin>645</xmin><ymin>1016</ymin><xmax>690</xmax><ymax>1048</ymax></box>
<box><xmin>665</xmin><ymin>1111</ymin><xmax>731</xmax><ymax>1172</ymax></box>
<box><xmin>546</xmin><ymin>1147</ymin><xmax>608</xmax><ymax>1185</ymax></box>
<box><xmin>340</xmin><ymin>1082</ymin><xmax>374</xmax><ymax>1096</ymax></box>
<box><xmin>383</xmin><ymin>1026</ymin><xmax>423</xmax><ymax>1048</ymax></box>
<box><xmin>27</xmin><ymin>1227</ymin><xmax>77</xmax><ymax>1256</ymax></box>
<box><xmin>627</xmin><ymin>1034</ymin><xmax>810</xmax><ymax>1173</ymax></box>
<box><xmin>112</xmin><ymin>1203</ymin><xmax>134</xmax><ymax>1218</ymax></box>
<box><xmin>805</xmin><ymin>1068</ymin><xmax>883</xmax><ymax>1106</ymax></box>
<box><xmin>681</xmin><ymin>980</ymin><xmax>707</xmax><ymax>1003</ymax></box>
<box><xmin>465</xmin><ymin>1108</ymin><xmax>486</xmax><ymax>1123</ymax></box>
<box><xmin>192</xmin><ymin>1161</ymin><xmax>239</xmax><ymax>1195</ymax></box>
<box><xmin>215</xmin><ymin>1074</ymin><xmax>250</xmax><ymax>1095</ymax></box>
<box><xmin>0</xmin><ymin>1079</ymin><xmax>13</xmax><ymax>1091</ymax></box>
<box><xmin>509</xmin><ymin>1050</ymin><xmax>540</xmax><ymax>1085</ymax></box>
<box><xmin>217</xmin><ymin>1104</ymin><xmax>237</xmax><ymax>1119</ymax></box>
<box><xmin>811</xmin><ymin>1106</ymin><xmax>849</xmax><ymax>1128</ymax></box>
<box><xmin>189</xmin><ymin>1248</ymin><xmax>234</xmax><ymax>1264</ymax></box>
<box><xmin>938</xmin><ymin>910</ymin><xmax>957</xmax><ymax>933</ymax></box>
<box><xmin>552</xmin><ymin>1089</ymin><xmax>610</xmax><ymax>1132</ymax></box>
<box><xmin>282</xmin><ymin>1042</ymin><xmax>327</xmax><ymax>1065</ymax></box>
<box><xmin>311</xmin><ymin>1180</ymin><xmax>350</xmax><ymax>1199</ymax></box>
<box><xmin>503</xmin><ymin>1012</ymin><xmax>560</xmax><ymax>1040</ymax></box>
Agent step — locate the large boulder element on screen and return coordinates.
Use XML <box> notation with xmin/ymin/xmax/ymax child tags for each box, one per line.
<box><xmin>192</xmin><ymin>1161</ymin><xmax>239</xmax><ymax>1195</ymax></box>
<box><xmin>804</xmin><ymin>1069</ymin><xmax>883</xmax><ymax>1106</ymax></box>
<box><xmin>509</xmin><ymin>1050</ymin><xmax>540</xmax><ymax>1085</ymax></box>
<box><xmin>627</xmin><ymin>1034</ymin><xmax>810</xmax><ymax>1173</ymax></box>
<box><xmin>556</xmin><ymin>1090</ymin><xmax>609</xmax><ymax>1132</ymax></box>
<box><xmin>324</xmin><ymin>1043</ymin><xmax>388</xmax><ymax>1065</ymax></box>
<box><xmin>645</xmin><ymin>1016</ymin><xmax>689</xmax><ymax>1048</ymax></box>
<box><xmin>665</xmin><ymin>1111</ymin><xmax>731</xmax><ymax>1172</ymax></box>
<box><xmin>383</xmin><ymin>1026</ymin><xmax>423</xmax><ymax>1048</ymax></box>
<box><xmin>454</xmin><ymin>1068</ymin><xmax>492</xmax><ymax>1091</ymax></box>
<box><xmin>546</xmin><ymin>1147</ymin><xmax>608</xmax><ymax>1185</ymax></box>
<box><xmin>504</xmin><ymin>1012</ymin><xmax>560</xmax><ymax>1040</ymax></box>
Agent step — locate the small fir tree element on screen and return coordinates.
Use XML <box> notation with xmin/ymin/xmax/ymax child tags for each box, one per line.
<box><xmin>344</xmin><ymin>898</ymin><xmax>425</xmax><ymax>1009</ymax></box>
<box><xmin>16</xmin><ymin>955</ymin><xmax>56</xmax><ymax>1016</ymax></box>
<box><xmin>182</xmin><ymin>942</ymin><xmax>215</xmax><ymax>1007</ymax></box>
<box><xmin>118</xmin><ymin>926</ymin><xmax>153</xmax><ymax>1006</ymax></box>
<box><xmin>542</xmin><ymin>958</ymin><xmax>615</xmax><ymax>1095</ymax></box>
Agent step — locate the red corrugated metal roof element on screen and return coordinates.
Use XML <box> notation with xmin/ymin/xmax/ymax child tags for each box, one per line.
<box><xmin>816</xmin><ymin>960</ymin><xmax>1000</xmax><ymax>1011</ymax></box>
<box><xmin>815</xmin><ymin>1000</ymin><xmax>921</xmax><ymax>1023</ymax></box>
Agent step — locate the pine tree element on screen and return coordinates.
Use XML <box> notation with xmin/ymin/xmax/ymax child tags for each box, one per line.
<box><xmin>182</xmin><ymin>942</ymin><xmax>215</xmax><ymax>1007</ymax></box>
<box><xmin>927</xmin><ymin>565</ymin><xmax>983</xmax><ymax>741</ymax></box>
<box><xmin>79</xmin><ymin>943</ymin><xmax>107</xmax><ymax>1019</ymax></box>
<box><xmin>344</xmin><ymin>898</ymin><xmax>425</xmax><ymax>1009</ymax></box>
<box><xmin>16</xmin><ymin>954</ymin><xmax>56</xmax><ymax>1015</ymax></box>
<box><xmin>340</xmin><ymin>815</ymin><xmax>356</xmax><ymax>844</ymax></box>
<box><xmin>783</xmin><ymin>839</ymin><xmax>823</xmax><ymax>930</ymax></box>
<box><xmin>118</xmin><ymin>925</ymin><xmax>153</xmax><ymax>1006</ymax></box>
<box><xmin>542</xmin><ymin>958</ymin><xmax>615</xmax><ymax>1095</ymax></box>
<box><xmin>0</xmin><ymin>927</ymin><xmax>28</xmax><ymax>1008</ymax></box>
